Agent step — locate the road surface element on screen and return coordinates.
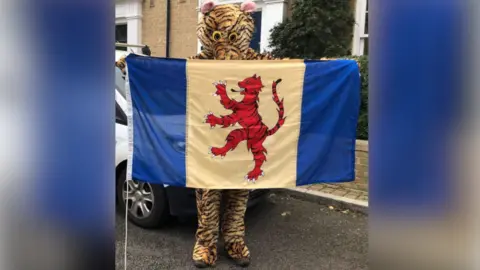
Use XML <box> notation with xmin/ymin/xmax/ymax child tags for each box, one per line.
<box><xmin>116</xmin><ymin>191</ymin><xmax>367</xmax><ymax>269</ymax></box>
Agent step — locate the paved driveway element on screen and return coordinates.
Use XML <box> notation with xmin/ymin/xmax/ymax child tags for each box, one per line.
<box><xmin>116</xmin><ymin>191</ymin><xmax>367</xmax><ymax>269</ymax></box>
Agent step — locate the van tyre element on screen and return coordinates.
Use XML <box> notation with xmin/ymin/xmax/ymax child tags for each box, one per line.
<box><xmin>116</xmin><ymin>167</ymin><xmax>170</xmax><ymax>228</ymax></box>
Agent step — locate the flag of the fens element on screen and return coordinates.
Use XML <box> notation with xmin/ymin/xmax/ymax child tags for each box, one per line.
<box><xmin>125</xmin><ymin>55</ymin><xmax>360</xmax><ymax>189</ymax></box>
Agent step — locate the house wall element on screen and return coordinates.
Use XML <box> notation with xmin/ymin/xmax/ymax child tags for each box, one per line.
<box><xmin>142</xmin><ymin>0</ymin><xmax>197</xmax><ymax>58</ymax></box>
<box><xmin>141</xmin><ymin>1</ymin><xmax>166</xmax><ymax>56</ymax></box>
<box><xmin>169</xmin><ymin>0</ymin><xmax>198</xmax><ymax>57</ymax></box>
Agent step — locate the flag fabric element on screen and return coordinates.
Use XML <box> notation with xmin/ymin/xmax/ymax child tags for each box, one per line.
<box><xmin>125</xmin><ymin>54</ymin><xmax>360</xmax><ymax>189</ymax></box>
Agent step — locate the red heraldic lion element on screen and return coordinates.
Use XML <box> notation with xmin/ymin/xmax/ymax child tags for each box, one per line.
<box><xmin>204</xmin><ymin>74</ymin><xmax>286</xmax><ymax>182</ymax></box>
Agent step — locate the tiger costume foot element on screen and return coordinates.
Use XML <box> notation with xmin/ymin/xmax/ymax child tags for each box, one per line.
<box><xmin>224</xmin><ymin>241</ymin><xmax>251</xmax><ymax>267</ymax></box>
<box><xmin>192</xmin><ymin>241</ymin><xmax>217</xmax><ymax>268</ymax></box>
<box><xmin>192</xmin><ymin>260</ymin><xmax>212</xmax><ymax>269</ymax></box>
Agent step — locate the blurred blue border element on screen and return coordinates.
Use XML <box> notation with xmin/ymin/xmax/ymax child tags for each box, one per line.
<box><xmin>32</xmin><ymin>1</ymin><xmax>115</xmax><ymax>233</ymax></box>
<box><xmin>370</xmin><ymin>0</ymin><xmax>464</xmax><ymax>214</ymax></box>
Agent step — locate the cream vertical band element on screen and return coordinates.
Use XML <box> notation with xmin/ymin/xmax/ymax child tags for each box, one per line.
<box><xmin>185</xmin><ymin>60</ymin><xmax>305</xmax><ymax>189</ymax></box>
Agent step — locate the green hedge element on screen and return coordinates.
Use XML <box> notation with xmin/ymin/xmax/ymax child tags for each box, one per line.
<box><xmin>268</xmin><ymin>0</ymin><xmax>355</xmax><ymax>58</ymax></box>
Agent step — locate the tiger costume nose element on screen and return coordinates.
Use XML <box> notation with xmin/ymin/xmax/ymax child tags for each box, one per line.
<box><xmin>214</xmin><ymin>44</ymin><xmax>241</xmax><ymax>60</ymax></box>
<box><xmin>225</xmin><ymin>51</ymin><xmax>240</xmax><ymax>60</ymax></box>
<box><xmin>215</xmin><ymin>51</ymin><xmax>240</xmax><ymax>60</ymax></box>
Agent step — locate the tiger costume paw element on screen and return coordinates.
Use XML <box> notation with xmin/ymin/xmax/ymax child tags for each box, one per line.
<box><xmin>224</xmin><ymin>240</ymin><xmax>251</xmax><ymax>267</ymax></box>
<box><xmin>193</xmin><ymin>241</ymin><xmax>217</xmax><ymax>268</ymax></box>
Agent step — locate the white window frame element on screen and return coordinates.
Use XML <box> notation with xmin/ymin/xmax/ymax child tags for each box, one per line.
<box><xmin>115</xmin><ymin>0</ymin><xmax>143</xmax><ymax>54</ymax></box>
<box><xmin>352</xmin><ymin>0</ymin><xmax>368</xmax><ymax>56</ymax></box>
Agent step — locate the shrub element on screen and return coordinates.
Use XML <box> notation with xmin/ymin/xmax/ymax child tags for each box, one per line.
<box><xmin>268</xmin><ymin>0</ymin><xmax>355</xmax><ymax>58</ymax></box>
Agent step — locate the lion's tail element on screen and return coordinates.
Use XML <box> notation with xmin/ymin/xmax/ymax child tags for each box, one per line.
<box><xmin>267</xmin><ymin>79</ymin><xmax>286</xmax><ymax>136</ymax></box>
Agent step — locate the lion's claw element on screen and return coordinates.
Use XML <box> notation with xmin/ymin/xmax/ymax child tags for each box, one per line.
<box><xmin>245</xmin><ymin>169</ymin><xmax>263</xmax><ymax>182</ymax></box>
<box><xmin>204</xmin><ymin>112</ymin><xmax>218</xmax><ymax>128</ymax></box>
<box><xmin>213</xmin><ymin>80</ymin><xmax>227</xmax><ymax>96</ymax></box>
<box><xmin>209</xmin><ymin>146</ymin><xmax>227</xmax><ymax>158</ymax></box>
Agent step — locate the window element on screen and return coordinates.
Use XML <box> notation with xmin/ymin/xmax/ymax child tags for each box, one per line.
<box><xmin>352</xmin><ymin>0</ymin><xmax>368</xmax><ymax>56</ymax></box>
<box><xmin>249</xmin><ymin>11</ymin><xmax>262</xmax><ymax>52</ymax></box>
<box><xmin>115</xmin><ymin>24</ymin><xmax>128</xmax><ymax>51</ymax></box>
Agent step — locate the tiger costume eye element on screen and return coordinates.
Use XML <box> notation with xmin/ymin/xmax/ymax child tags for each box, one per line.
<box><xmin>212</xmin><ymin>31</ymin><xmax>222</xmax><ymax>41</ymax></box>
<box><xmin>228</xmin><ymin>32</ymin><xmax>238</xmax><ymax>42</ymax></box>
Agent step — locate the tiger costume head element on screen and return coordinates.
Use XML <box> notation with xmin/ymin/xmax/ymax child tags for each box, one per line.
<box><xmin>115</xmin><ymin>56</ymin><xmax>127</xmax><ymax>75</ymax></box>
<box><xmin>197</xmin><ymin>0</ymin><xmax>257</xmax><ymax>60</ymax></box>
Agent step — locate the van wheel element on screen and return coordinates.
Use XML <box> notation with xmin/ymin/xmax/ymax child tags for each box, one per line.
<box><xmin>116</xmin><ymin>168</ymin><xmax>170</xmax><ymax>228</ymax></box>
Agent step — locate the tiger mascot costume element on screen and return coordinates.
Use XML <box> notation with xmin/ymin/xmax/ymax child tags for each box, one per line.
<box><xmin>188</xmin><ymin>0</ymin><xmax>285</xmax><ymax>268</ymax></box>
<box><xmin>116</xmin><ymin>1</ymin><xmax>355</xmax><ymax>267</ymax></box>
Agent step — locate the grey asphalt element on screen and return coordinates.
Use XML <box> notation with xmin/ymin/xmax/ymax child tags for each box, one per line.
<box><xmin>116</xmin><ymin>191</ymin><xmax>368</xmax><ymax>270</ymax></box>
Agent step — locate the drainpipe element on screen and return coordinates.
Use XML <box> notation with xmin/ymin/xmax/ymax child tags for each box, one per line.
<box><xmin>166</xmin><ymin>0</ymin><xmax>171</xmax><ymax>57</ymax></box>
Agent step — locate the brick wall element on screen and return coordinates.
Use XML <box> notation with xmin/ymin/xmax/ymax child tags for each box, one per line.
<box><xmin>142</xmin><ymin>0</ymin><xmax>198</xmax><ymax>58</ymax></box>
<box><xmin>340</xmin><ymin>140</ymin><xmax>368</xmax><ymax>192</ymax></box>
<box><xmin>299</xmin><ymin>140</ymin><xmax>368</xmax><ymax>200</ymax></box>
<box><xmin>142</xmin><ymin>0</ymin><xmax>166</xmax><ymax>57</ymax></box>
<box><xmin>169</xmin><ymin>0</ymin><xmax>198</xmax><ymax>57</ymax></box>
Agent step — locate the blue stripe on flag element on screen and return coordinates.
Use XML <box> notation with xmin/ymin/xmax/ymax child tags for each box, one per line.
<box><xmin>296</xmin><ymin>60</ymin><xmax>360</xmax><ymax>186</ymax></box>
<box><xmin>126</xmin><ymin>55</ymin><xmax>187</xmax><ymax>186</ymax></box>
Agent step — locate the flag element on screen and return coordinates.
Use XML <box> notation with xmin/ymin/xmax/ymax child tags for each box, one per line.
<box><xmin>125</xmin><ymin>55</ymin><xmax>360</xmax><ymax>189</ymax></box>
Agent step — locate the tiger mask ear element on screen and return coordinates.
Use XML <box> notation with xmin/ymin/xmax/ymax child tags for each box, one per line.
<box><xmin>200</xmin><ymin>0</ymin><xmax>216</xmax><ymax>14</ymax></box>
<box><xmin>240</xmin><ymin>0</ymin><xmax>256</xmax><ymax>13</ymax></box>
